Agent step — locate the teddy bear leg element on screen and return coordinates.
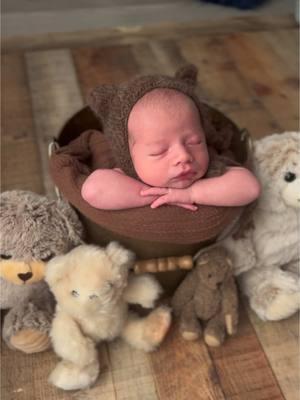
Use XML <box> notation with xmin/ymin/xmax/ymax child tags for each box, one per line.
<box><xmin>204</xmin><ymin>314</ymin><xmax>225</xmax><ymax>347</ymax></box>
<box><xmin>51</xmin><ymin>310</ymin><xmax>98</xmax><ymax>367</ymax></box>
<box><xmin>121</xmin><ymin>306</ymin><xmax>171</xmax><ymax>352</ymax></box>
<box><xmin>3</xmin><ymin>303</ymin><xmax>52</xmax><ymax>354</ymax></box>
<box><xmin>49</xmin><ymin>359</ymin><xmax>100</xmax><ymax>391</ymax></box>
<box><xmin>249</xmin><ymin>286</ymin><xmax>300</xmax><ymax>321</ymax></box>
<box><xmin>179</xmin><ymin>301</ymin><xmax>202</xmax><ymax>341</ymax></box>
<box><xmin>240</xmin><ymin>267</ymin><xmax>300</xmax><ymax>321</ymax></box>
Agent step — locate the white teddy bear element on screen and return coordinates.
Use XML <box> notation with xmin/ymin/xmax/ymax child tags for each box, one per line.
<box><xmin>45</xmin><ymin>242</ymin><xmax>171</xmax><ymax>391</ymax></box>
<box><xmin>223</xmin><ymin>132</ymin><xmax>300</xmax><ymax>321</ymax></box>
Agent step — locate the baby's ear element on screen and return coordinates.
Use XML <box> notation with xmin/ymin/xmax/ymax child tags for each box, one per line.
<box><xmin>106</xmin><ymin>242</ymin><xmax>135</xmax><ymax>270</ymax></box>
<box><xmin>175</xmin><ymin>64</ymin><xmax>198</xmax><ymax>85</ymax></box>
<box><xmin>45</xmin><ymin>253</ymin><xmax>70</xmax><ymax>288</ymax></box>
<box><xmin>87</xmin><ymin>84</ymin><xmax>118</xmax><ymax>121</ymax></box>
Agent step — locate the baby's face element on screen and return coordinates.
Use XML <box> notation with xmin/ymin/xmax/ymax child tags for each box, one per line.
<box><xmin>128</xmin><ymin>92</ymin><xmax>209</xmax><ymax>189</ymax></box>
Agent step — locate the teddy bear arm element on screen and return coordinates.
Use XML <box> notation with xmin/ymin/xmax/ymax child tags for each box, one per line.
<box><xmin>51</xmin><ymin>310</ymin><xmax>98</xmax><ymax>367</ymax></box>
<box><xmin>222</xmin><ymin>234</ymin><xmax>256</xmax><ymax>276</ymax></box>
<box><xmin>2</xmin><ymin>299</ymin><xmax>53</xmax><ymax>353</ymax></box>
<box><xmin>171</xmin><ymin>270</ymin><xmax>197</xmax><ymax>316</ymax></box>
<box><xmin>123</xmin><ymin>274</ymin><xmax>163</xmax><ymax>308</ymax></box>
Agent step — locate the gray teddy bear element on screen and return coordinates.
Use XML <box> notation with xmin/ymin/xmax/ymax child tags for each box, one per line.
<box><xmin>0</xmin><ymin>190</ymin><xmax>84</xmax><ymax>353</ymax></box>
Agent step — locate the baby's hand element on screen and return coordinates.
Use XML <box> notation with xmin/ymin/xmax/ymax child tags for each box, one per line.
<box><xmin>140</xmin><ymin>187</ymin><xmax>197</xmax><ymax>211</ymax></box>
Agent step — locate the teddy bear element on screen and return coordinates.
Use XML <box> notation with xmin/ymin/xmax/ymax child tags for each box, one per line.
<box><xmin>223</xmin><ymin>131</ymin><xmax>300</xmax><ymax>321</ymax></box>
<box><xmin>45</xmin><ymin>242</ymin><xmax>172</xmax><ymax>391</ymax></box>
<box><xmin>171</xmin><ymin>246</ymin><xmax>238</xmax><ymax>347</ymax></box>
<box><xmin>0</xmin><ymin>190</ymin><xmax>84</xmax><ymax>353</ymax></box>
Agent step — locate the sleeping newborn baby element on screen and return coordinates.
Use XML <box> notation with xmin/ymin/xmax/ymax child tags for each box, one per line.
<box><xmin>81</xmin><ymin>72</ymin><xmax>260</xmax><ymax>211</ymax></box>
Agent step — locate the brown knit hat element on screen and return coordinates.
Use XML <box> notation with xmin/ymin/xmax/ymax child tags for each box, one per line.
<box><xmin>88</xmin><ymin>65</ymin><xmax>237</xmax><ymax>179</ymax></box>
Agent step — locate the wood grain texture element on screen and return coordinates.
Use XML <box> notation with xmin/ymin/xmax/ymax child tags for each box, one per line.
<box><xmin>25</xmin><ymin>49</ymin><xmax>84</xmax><ymax>197</ymax></box>
<box><xmin>3</xmin><ymin>15</ymin><xmax>297</xmax><ymax>54</ymax></box>
<box><xmin>178</xmin><ymin>35</ymin><xmax>256</xmax><ymax>112</ymax></box>
<box><xmin>208</xmin><ymin>306</ymin><xmax>284</xmax><ymax>400</ymax></box>
<box><xmin>1</xmin><ymin>53</ymin><xmax>44</xmax><ymax>193</ymax></box>
<box><xmin>246</xmin><ymin>308</ymin><xmax>299</xmax><ymax>400</ymax></box>
<box><xmin>224</xmin><ymin>32</ymin><xmax>299</xmax><ymax>131</ymax></box>
<box><xmin>227</xmin><ymin>108</ymin><xmax>282</xmax><ymax>140</ymax></box>
<box><xmin>150</xmin><ymin>305</ymin><xmax>284</xmax><ymax>400</ymax></box>
<box><xmin>108</xmin><ymin>339</ymin><xmax>158</xmax><ymax>400</ymax></box>
<box><xmin>72</xmin><ymin>45</ymin><xmax>139</xmax><ymax>98</ymax></box>
<box><xmin>150</xmin><ymin>323</ymin><xmax>226</xmax><ymax>400</ymax></box>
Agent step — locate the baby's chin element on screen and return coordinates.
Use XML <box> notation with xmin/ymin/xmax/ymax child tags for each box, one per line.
<box><xmin>167</xmin><ymin>179</ymin><xmax>196</xmax><ymax>189</ymax></box>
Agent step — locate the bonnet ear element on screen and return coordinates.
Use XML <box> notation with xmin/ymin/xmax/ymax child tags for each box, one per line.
<box><xmin>175</xmin><ymin>64</ymin><xmax>198</xmax><ymax>85</ymax></box>
<box><xmin>88</xmin><ymin>84</ymin><xmax>118</xmax><ymax>121</ymax></box>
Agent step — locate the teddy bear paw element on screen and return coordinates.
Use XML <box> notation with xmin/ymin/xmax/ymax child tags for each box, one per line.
<box><xmin>254</xmin><ymin>290</ymin><xmax>300</xmax><ymax>321</ymax></box>
<box><xmin>49</xmin><ymin>359</ymin><xmax>100</xmax><ymax>391</ymax></box>
<box><xmin>204</xmin><ymin>333</ymin><xmax>222</xmax><ymax>347</ymax></box>
<box><xmin>181</xmin><ymin>331</ymin><xmax>200</xmax><ymax>341</ymax></box>
<box><xmin>143</xmin><ymin>306</ymin><xmax>171</xmax><ymax>351</ymax></box>
<box><xmin>10</xmin><ymin>329</ymin><xmax>51</xmax><ymax>354</ymax></box>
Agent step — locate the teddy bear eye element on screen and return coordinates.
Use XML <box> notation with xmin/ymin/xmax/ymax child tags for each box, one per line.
<box><xmin>0</xmin><ymin>254</ymin><xmax>12</xmax><ymax>260</ymax></box>
<box><xmin>284</xmin><ymin>172</ymin><xmax>296</xmax><ymax>182</ymax></box>
<box><xmin>41</xmin><ymin>253</ymin><xmax>55</xmax><ymax>262</ymax></box>
<box><xmin>89</xmin><ymin>294</ymin><xmax>98</xmax><ymax>300</ymax></box>
<box><xmin>71</xmin><ymin>290</ymin><xmax>79</xmax><ymax>297</ymax></box>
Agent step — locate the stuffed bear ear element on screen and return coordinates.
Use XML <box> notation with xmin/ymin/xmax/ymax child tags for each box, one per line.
<box><xmin>44</xmin><ymin>253</ymin><xmax>70</xmax><ymax>288</ymax></box>
<box><xmin>106</xmin><ymin>241</ymin><xmax>135</xmax><ymax>270</ymax></box>
<box><xmin>87</xmin><ymin>84</ymin><xmax>118</xmax><ymax>121</ymax></box>
<box><xmin>175</xmin><ymin>64</ymin><xmax>198</xmax><ymax>85</ymax></box>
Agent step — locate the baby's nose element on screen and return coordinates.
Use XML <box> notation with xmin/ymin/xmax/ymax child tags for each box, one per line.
<box><xmin>174</xmin><ymin>145</ymin><xmax>192</xmax><ymax>165</ymax></box>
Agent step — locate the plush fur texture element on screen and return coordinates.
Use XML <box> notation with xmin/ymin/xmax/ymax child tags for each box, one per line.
<box><xmin>0</xmin><ymin>190</ymin><xmax>84</xmax><ymax>353</ymax></box>
<box><xmin>172</xmin><ymin>246</ymin><xmax>238</xmax><ymax>347</ymax></box>
<box><xmin>223</xmin><ymin>132</ymin><xmax>300</xmax><ymax>320</ymax></box>
<box><xmin>45</xmin><ymin>242</ymin><xmax>171</xmax><ymax>391</ymax></box>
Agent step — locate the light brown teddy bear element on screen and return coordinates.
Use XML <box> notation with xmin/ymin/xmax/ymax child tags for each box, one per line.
<box><xmin>45</xmin><ymin>242</ymin><xmax>171</xmax><ymax>391</ymax></box>
<box><xmin>171</xmin><ymin>246</ymin><xmax>238</xmax><ymax>347</ymax></box>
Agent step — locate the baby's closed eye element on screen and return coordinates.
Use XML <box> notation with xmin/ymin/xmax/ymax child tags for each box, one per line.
<box><xmin>148</xmin><ymin>148</ymin><xmax>168</xmax><ymax>157</ymax></box>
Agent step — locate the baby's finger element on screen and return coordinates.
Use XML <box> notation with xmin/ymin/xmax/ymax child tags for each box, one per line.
<box><xmin>150</xmin><ymin>196</ymin><xmax>168</xmax><ymax>208</ymax></box>
<box><xmin>141</xmin><ymin>188</ymin><xmax>169</xmax><ymax>196</ymax></box>
<box><xmin>113</xmin><ymin>168</ymin><xmax>125</xmax><ymax>174</ymax></box>
<box><xmin>174</xmin><ymin>203</ymin><xmax>198</xmax><ymax>211</ymax></box>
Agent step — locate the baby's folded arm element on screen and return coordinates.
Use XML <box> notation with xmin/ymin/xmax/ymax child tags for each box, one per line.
<box><xmin>81</xmin><ymin>168</ymin><xmax>156</xmax><ymax>210</ymax></box>
<box><xmin>190</xmin><ymin>167</ymin><xmax>261</xmax><ymax>207</ymax></box>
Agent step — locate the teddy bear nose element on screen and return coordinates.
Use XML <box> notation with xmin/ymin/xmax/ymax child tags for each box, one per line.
<box><xmin>18</xmin><ymin>272</ymin><xmax>33</xmax><ymax>282</ymax></box>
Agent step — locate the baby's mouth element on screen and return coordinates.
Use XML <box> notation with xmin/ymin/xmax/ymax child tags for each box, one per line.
<box><xmin>174</xmin><ymin>170</ymin><xmax>196</xmax><ymax>181</ymax></box>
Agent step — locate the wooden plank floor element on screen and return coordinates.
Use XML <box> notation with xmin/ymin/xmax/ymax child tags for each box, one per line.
<box><xmin>1</xmin><ymin>17</ymin><xmax>299</xmax><ymax>400</ymax></box>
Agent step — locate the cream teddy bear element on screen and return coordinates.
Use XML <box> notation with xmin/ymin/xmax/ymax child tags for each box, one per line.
<box><xmin>223</xmin><ymin>132</ymin><xmax>300</xmax><ymax>321</ymax></box>
<box><xmin>45</xmin><ymin>242</ymin><xmax>171</xmax><ymax>391</ymax></box>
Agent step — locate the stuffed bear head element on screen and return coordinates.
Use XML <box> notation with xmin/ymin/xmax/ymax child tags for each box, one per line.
<box><xmin>252</xmin><ymin>132</ymin><xmax>300</xmax><ymax>212</ymax></box>
<box><xmin>194</xmin><ymin>246</ymin><xmax>233</xmax><ymax>290</ymax></box>
<box><xmin>0</xmin><ymin>190</ymin><xmax>84</xmax><ymax>287</ymax></box>
<box><xmin>45</xmin><ymin>242</ymin><xmax>135</xmax><ymax>317</ymax></box>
